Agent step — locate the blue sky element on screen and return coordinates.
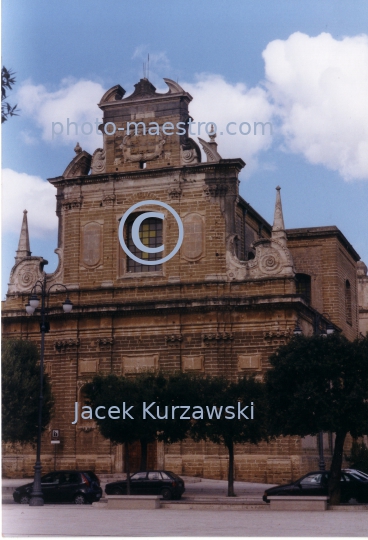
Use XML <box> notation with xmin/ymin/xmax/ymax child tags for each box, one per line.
<box><xmin>2</xmin><ymin>0</ymin><xmax>368</xmax><ymax>296</ymax></box>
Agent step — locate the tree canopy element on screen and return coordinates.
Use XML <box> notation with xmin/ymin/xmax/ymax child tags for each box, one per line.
<box><xmin>2</xmin><ymin>67</ymin><xmax>19</xmax><ymax>123</ymax></box>
<box><xmin>84</xmin><ymin>371</ymin><xmax>268</xmax><ymax>496</ymax></box>
<box><xmin>2</xmin><ymin>339</ymin><xmax>53</xmax><ymax>444</ymax></box>
<box><xmin>266</xmin><ymin>333</ymin><xmax>368</xmax><ymax>504</ymax></box>
<box><xmin>84</xmin><ymin>372</ymin><xmax>199</xmax><ymax>470</ymax></box>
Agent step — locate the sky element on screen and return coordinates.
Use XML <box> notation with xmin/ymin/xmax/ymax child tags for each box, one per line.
<box><xmin>2</xmin><ymin>0</ymin><xmax>368</xmax><ymax>297</ymax></box>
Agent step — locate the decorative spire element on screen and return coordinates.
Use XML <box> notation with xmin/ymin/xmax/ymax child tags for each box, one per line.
<box><xmin>272</xmin><ymin>186</ymin><xmax>287</xmax><ymax>246</ymax></box>
<box><xmin>198</xmin><ymin>124</ymin><xmax>222</xmax><ymax>163</ymax></box>
<box><xmin>74</xmin><ymin>142</ymin><xmax>82</xmax><ymax>154</ymax></box>
<box><xmin>15</xmin><ymin>210</ymin><xmax>31</xmax><ymax>263</ymax></box>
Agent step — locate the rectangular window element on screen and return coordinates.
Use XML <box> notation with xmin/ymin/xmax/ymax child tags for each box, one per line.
<box><xmin>119</xmin><ymin>215</ymin><xmax>163</xmax><ymax>274</ymax></box>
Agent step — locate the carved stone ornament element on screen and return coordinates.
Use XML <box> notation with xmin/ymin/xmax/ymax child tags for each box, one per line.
<box><xmin>7</xmin><ymin>257</ymin><xmax>46</xmax><ymax>294</ymax></box>
<box><xmin>202</xmin><ymin>332</ymin><xmax>234</xmax><ymax>346</ymax></box>
<box><xmin>167</xmin><ymin>187</ymin><xmax>182</xmax><ymax>200</ymax></box>
<box><xmin>101</xmin><ymin>193</ymin><xmax>116</xmax><ymax>207</ymax></box>
<box><xmin>98</xmin><ymin>337</ymin><xmax>114</xmax><ymax>350</ymax></box>
<box><xmin>263</xmin><ymin>328</ymin><xmax>293</xmax><ymax>340</ymax></box>
<box><xmin>203</xmin><ymin>183</ymin><xmax>228</xmax><ymax>199</ymax></box>
<box><xmin>54</xmin><ymin>339</ymin><xmax>80</xmax><ymax>352</ymax></box>
<box><xmin>119</xmin><ymin>128</ymin><xmax>166</xmax><ymax>163</ymax></box>
<box><xmin>62</xmin><ymin>197</ymin><xmax>83</xmax><ymax>211</ymax></box>
<box><xmin>63</xmin><ymin>149</ymin><xmax>92</xmax><ymax>178</ymax></box>
<box><xmin>198</xmin><ymin>137</ymin><xmax>222</xmax><ymax>163</ymax></box>
<box><xmin>124</xmin><ymin>192</ymin><xmax>159</xmax><ymax>206</ymax></box>
<box><xmin>180</xmin><ymin>138</ymin><xmax>201</xmax><ymax>165</ymax></box>
<box><xmin>91</xmin><ymin>148</ymin><xmax>106</xmax><ymax>174</ymax></box>
<box><xmin>165</xmin><ymin>334</ymin><xmax>183</xmax><ymax>347</ymax></box>
<box><xmin>226</xmin><ymin>235</ymin><xmax>295</xmax><ymax>281</ymax></box>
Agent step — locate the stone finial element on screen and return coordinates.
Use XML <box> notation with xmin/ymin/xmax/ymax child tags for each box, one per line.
<box><xmin>15</xmin><ymin>210</ymin><xmax>31</xmax><ymax>263</ymax></box>
<box><xmin>74</xmin><ymin>142</ymin><xmax>82</xmax><ymax>154</ymax></box>
<box><xmin>272</xmin><ymin>186</ymin><xmax>287</xmax><ymax>246</ymax></box>
<box><xmin>209</xmin><ymin>123</ymin><xmax>217</xmax><ymax>142</ymax></box>
<box><xmin>198</xmin><ymin>125</ymin><xmax>222</xmax><ymax>163</ymax></box>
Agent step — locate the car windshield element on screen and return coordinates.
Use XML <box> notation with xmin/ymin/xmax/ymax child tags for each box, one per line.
<box><xmin>346</xmin><ymin>470</ymin><xmax>368</xmax><ymax>481</ymax></box>
<box><xmin>166</xmin><ymin>471</ymin><xmax>181</xmax><ymax>480</ymax></box>
<box><xmin>130</xmin><ymin>472</ymin><xmax>147</xmax><ymax>480</ymax></box>
<box><xmin>300</xmin><ymin>473</ymin><xmax>324</xmax><ymax>485</ymax></box>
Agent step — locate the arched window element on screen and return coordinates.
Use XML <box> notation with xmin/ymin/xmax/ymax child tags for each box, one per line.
<box><xmin>120</xmin><ymin>214</ymin><xmax>163</xmax><ymax>273</ymax></box>
<box><xmin>345</xmin><ymin>280</ymin><xmax>352</xmax><ymax>325</ymax></box>
<box><xmin>296</xmin><ymin>273</ymin><xmax>311</xmax><ymax>304</ymax></box>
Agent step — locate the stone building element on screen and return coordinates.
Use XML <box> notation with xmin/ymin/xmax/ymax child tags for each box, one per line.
<box><xmin>2</xmin><ymin>77</ymin><xmax>366</xmax><ymax>482</ymax></box>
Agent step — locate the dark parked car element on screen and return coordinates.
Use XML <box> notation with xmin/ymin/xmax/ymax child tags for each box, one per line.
<box><xmin>13</xmin><ymin>470</ymin><xmax>102</xmax><ymax>504</ymax></box>
<box><xmin>263</xmin><ymin>469</ymin><xmax>368</xmax><ymax>503</ymax></box>
<box><xmin>105</xmin><ymin>470</ymin><xmax>185</xmax><ymax>500</ymax></box>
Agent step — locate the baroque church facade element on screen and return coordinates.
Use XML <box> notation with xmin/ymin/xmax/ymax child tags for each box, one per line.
<box><xmin>3</xmin><ymin>77</ymin><xmax>367</xmax><ymax>482</ymax></box>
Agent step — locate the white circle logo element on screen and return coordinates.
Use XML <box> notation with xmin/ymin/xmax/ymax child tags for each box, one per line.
<box><xmin>118</xmin><ymin>200</ymin><xmax>184</xmax><ymax>265</ymax></box>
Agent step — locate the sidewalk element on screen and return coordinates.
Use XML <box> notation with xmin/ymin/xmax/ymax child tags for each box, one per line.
<box><xmin>2</xmin><ymin>504</ymin><xmax>368</xmax><ymax>537</ymax></box>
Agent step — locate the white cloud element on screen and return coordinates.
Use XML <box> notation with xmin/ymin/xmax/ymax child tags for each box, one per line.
<box><xmin>1</xmin><ymin>169</ymin><xmax>57</xmax><ymax>237</ymax></box>
<box><xmin>263</xmin><ymin>32</ymin><xmax>368</xmax><ymax>181</ymax></box>
<box><xmin>183</xmin><ymin>74</ymin><xmax>275</xmax><ymax>173</ymax></box>
<box><xmin>15</xmin><ymin>33</ymin><xmax>368</xmax><ymax>182</ymax></box>
<box><xmin>20</xmin><ymin>130</ymin><xmax>38</xmax><ymax>145</ymax></box>
<box><xmin>17</xmin><ymin>79</ymin><xmax>106</xmax><ymax>151</ymax></box>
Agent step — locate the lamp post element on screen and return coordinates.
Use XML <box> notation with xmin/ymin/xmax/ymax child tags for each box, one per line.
<box><xmin>25</xmin><ymin>275</ymin><xmax>73</xmax><ymax>506</ymax></box>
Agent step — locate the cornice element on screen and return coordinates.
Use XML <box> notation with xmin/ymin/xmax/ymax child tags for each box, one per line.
<box><xmin>2</xmin><ymin>294</ymin><xmax>312</xmax><ymax>322</ymax></box>
<box><xmin>47</xmin><ymin>159</ymin><xmax>245</xmax><ymax>188</ymax></box>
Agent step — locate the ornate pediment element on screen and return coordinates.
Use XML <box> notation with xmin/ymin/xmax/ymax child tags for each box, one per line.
<box><xmin>63</xmin><ymin>149</ymin><xmax>91</xmax><ymax>178</ymax></box>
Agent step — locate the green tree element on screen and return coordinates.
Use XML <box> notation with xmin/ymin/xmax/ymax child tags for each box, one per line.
<box><xmin>2</xmin><ymin>339</ymin><xmax>53</xmax><ymax>444</ymax></box>
<box><xmin>84</xmin><ymin>372</ymin><xmax>198</xmax><ymax>481</ymax></box>
<box><xmin>266</xmin><ymin>334</ymin><xmax>368</xmax><ymax>505</ymax></box>
<box><xmin>2</xmin><ymin>67</ymin><xmax>19</xmax><ymax>123</ymax></box>
<box><xmin>190</xmin><ymin>375</ymin><xmax>268</xmax><ymax>497</ymax></box>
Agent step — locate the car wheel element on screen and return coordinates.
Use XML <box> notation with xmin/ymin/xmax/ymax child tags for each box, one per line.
<box><xmin>20</xmin><ymin>495</ymin><xmax>30</xmax><ymax>504</ymax></box>
<box><xmin>111</xmin><ymin>488</ymin><xmax>123</xmax><ymax>495</ymax></box>
<box><xmin>161</xmin><ymin>488</ymin><xmax>172</xmax><ymax>500</ymax></box>
<box><xmin>74</xmin><ymin>494</ymin><xmax>87</xmax><ymax>505</ymax></box>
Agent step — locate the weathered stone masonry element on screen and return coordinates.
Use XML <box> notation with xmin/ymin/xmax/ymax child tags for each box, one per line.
<box><xmin>2</xmin><ymin>77</ymin><xmax>366</xmax><ymax>482</ymax></box>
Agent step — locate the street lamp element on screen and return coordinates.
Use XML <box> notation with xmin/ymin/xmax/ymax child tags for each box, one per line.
<box><xmin>25</xmin><ymin>275</ymin><xmax>73</xmax><ymax>506</ymax></box>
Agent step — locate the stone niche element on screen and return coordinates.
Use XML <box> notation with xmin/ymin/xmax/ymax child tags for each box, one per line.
<box><xmin>81</xmin><ymin>221</ymin><xmax>103</xmax><ymax>268</ymax></box>
<box><xmin>122</xmin><ymin>353</ymin><xmax>159</xmax><ymax>374</ymax></box>
<box><xmin>182</xmin><ymin>213</ymin><xmax>205</xmax><ymax>261</ymax></box>
<box><xmin>182</xmin><ymin>355</ymin><xmax>204</xmax><ymax>372</ymax></box>
<box><xmin>237</xmin><ymin>354</ymin><xmax>261</xmax><ymax>371</ymax></box>
<box><xmin>78</xmin><ymin>359</ymin><xmax>99</xmax><ymax>376</ymax></box>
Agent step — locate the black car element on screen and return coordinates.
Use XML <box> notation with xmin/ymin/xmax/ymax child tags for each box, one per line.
<box><xmin>13</xmin><ymin>470</ymin><xmax>103</xmax><ymax>504</ymax></box>
<box><xmin>263</xmin><ymin>469</ymin><xmax>368</xmax><ymax>503</ymax></box>
<box><xmin>105</xmin><ymin>470</ymin><xmax>185</xmax><ymax>500</ymax></box>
